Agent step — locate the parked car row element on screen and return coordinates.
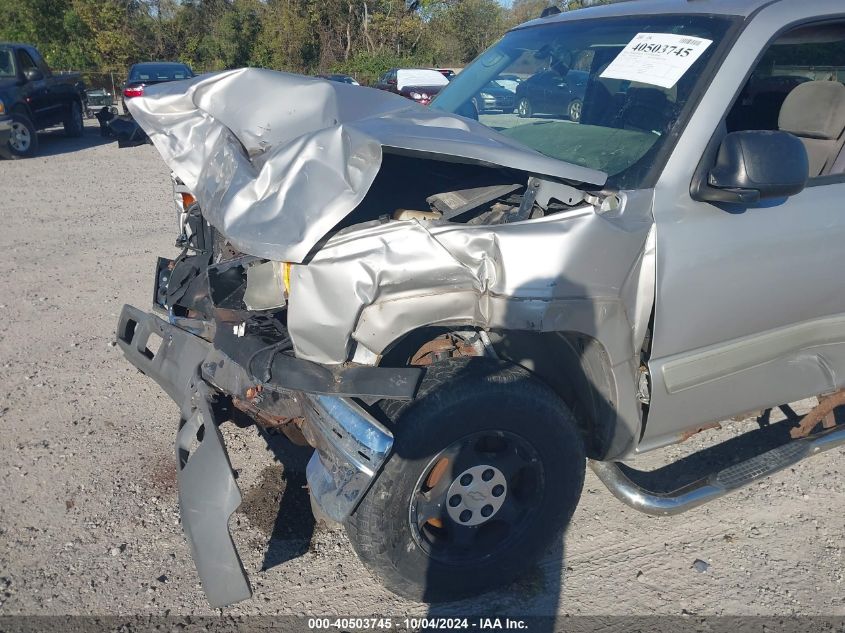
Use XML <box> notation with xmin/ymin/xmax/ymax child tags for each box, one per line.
<box><xmin>369</xmin><ymin>66</ymin><xmax>587</xmax><ymax>122</ymax></box>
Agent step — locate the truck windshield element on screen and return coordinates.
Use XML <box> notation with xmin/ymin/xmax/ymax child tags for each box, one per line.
<box><xmin>0</xmin><ymin>48</ymin><xmax>15</xmax><ymax>78</ymax></box>
<box><xmin>432</xmin><ymin>14</ymin><xmax>733</xmax><ymax>188</ymax></box>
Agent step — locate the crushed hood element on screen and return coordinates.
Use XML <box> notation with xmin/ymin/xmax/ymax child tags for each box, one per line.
<box><xmin>128</xmin><ymin>68</ymin><xmax>607</xmax><ymax>262</ymax></box>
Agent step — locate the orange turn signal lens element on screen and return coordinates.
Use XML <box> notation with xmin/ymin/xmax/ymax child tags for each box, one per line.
<box><xmin>180</xmin><ymin>193</ymin><xmax>196</xmax><ymax>210</ymax></box>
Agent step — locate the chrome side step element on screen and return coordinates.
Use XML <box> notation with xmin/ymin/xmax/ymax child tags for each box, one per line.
<box><xmin>590</xmin><ymin>424</ymin><xmax>845</xmax><ymax>516</ymax></box>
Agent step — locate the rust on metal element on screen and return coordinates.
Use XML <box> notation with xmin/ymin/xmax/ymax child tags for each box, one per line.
<box><xmin>679</xmin><ymin>421</ymin><xmax>722</xmax><ymax>443</ymax></box>
<box><xmin>279</xmin><ymin>416</ymin><xmax>309</xmax><ymax>446</ymax></box>
<box><xmin>422</xmin><ymin>458</ymin><xmax>450</xmax><ymax>528</ymax></box>
<box><xmin>232</xmin><ymin>395</ymin><xmax>308</xmax><ymax>444</ymax></box>
<box><xmin>244</xmin><ymin>384</ymin><xmax>264</xmax><ymax>401</ymax></box>
<box><xmin>411</xmin><ymin>337</ymin><xmax>455</xmax><ymax>366</ymax></box>
<box><xmin>426</xmin><ymin>457</ymin><xmax>450</xmax><ymax>489</ymax></box>
<box><xmin>232</xmin><ymin>396</ymin><xmax>298</xmax><ymax>429</ymax></box>
<box><xmin>790</xmin><ymin>389</ymin><xmax>845</xmax><ymax>439</ymax></box>
<box><xmin>411</xmin><ymin>334</ymin><xmax>480</xmax><ymax>366</ymax></box>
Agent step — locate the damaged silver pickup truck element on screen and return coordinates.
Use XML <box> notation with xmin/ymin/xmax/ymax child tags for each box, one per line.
<box><xmin>117</xmin><ymin>0</ymin><xmax>845</xmax><ymax>607</ymax></box>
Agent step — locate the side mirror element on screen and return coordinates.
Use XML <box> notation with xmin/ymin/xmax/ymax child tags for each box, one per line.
<box><xmin>387</xmin><ymin>79</ymin><xmax>397</xmax><ymax>86</ymax></box>
<box><xmin>695</xmin><ymin>130</ymin><xmax>809</xmax><ymax>205</ymax></box>
<box><xmin>24</xmin><ymin>68</ymin><xmax>44</xmax><ymax>82</ymax></box>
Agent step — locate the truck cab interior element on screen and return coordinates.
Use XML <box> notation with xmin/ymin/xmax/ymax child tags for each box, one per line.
<box><xmin>724</xmin><ymin>21</ymin><xmax>845</xmax><ymax>177</ymax></box>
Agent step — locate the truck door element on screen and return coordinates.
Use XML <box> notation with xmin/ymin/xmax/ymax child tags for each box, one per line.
<box><xmin>16</xmin><ymin>49</ymin><xmax>57</xmax><ymax>127</ymax></box>
<box><xmin>29</xmin><ymin>47</ymin><xmax>70</xmax><ymax>127</ymax></box>
<box><xmin>643</xmin><ymin>11</ymin><xmax>845</xmax><ymax>449</ymax></box>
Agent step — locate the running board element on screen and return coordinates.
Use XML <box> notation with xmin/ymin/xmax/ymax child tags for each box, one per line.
<box><xmin>590</xmin><ymin>424</ymin><xmax>845</xmax><ymax>516</ymax></box>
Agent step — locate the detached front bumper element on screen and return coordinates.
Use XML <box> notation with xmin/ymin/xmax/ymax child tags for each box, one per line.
<box><xmin>116</xmin><ymin>304</ymin><xmax>416</xmax><ymax>606</ymax></box>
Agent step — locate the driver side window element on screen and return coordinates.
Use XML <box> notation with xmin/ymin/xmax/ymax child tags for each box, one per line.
<box><xmin>17</xmin><ymin>50</ymin><xmax>37</xmax><ymax>74</ymax></box>
<box><xmin>726</xmin><ymin>21</ymin><xmax>845</xmax><ymax>178</ymax></box>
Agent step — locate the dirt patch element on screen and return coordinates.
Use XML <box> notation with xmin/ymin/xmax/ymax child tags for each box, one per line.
<box><xmin>148</xmin><ymin>453</ymin><xmax>177</xmax><ymax>494</ymax></box>
<box><xmin>511</xmin><ymin>564</ymin><xmax>547</xmax><ymax>598</ymax></box>
<box><xmin>239</xmin><ymin>464</ymin><xmax>315</xmax><ymax>542</ymax></box>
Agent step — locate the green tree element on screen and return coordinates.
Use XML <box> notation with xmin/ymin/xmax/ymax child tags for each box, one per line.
<box><xmin>0</xmin><ymin>0</ymin><xmax>585</xmax><ymax>80</ymax></box>
<box><xmin>71</xmin><ymin>0</ymin><xmax>147</xmax><ymax>71</ymax></box>
<box><xmin>428</xmin><ymin>0</ymin><xmax>506</xmax><ymax>65</ymax></box>
<box><xmin>250</xmin><ymin>0</ymin><xmax>315</xmax><ymax>72</ymax></box>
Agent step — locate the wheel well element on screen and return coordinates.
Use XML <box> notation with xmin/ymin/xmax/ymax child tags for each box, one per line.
<box><xmin>490</xmin><ymin>330</ymin><xmax>618</xmax><ymax>460</ymax></box>
<box><xmin>381</xmin><ymin>327</ymin><xmax>620</xmax><ymax>459</ymax></box>
<box><xmin>12</xmin><ymin>103</ymin><xmax>31</xmax><ymax>118</ymax></box>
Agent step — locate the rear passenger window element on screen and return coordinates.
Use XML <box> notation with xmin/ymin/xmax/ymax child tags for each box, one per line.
<box><xmin>726</xmin><ymin>22</ymin><xmax>845</xmax><ymax>177</ymax></box>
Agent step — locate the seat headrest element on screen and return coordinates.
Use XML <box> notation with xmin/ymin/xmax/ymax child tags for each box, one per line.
<box><xmin>779</xmin><ymin>80</ymin><xmax>845</xmax><ymax>140</ymax></box>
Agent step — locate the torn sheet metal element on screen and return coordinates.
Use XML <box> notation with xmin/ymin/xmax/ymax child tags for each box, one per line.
<box><xmin>127</xmin><ymin>68</ymin><xmax>607</xmax><ymax>263</ymax></box>
<box><xmin>286</xmin><ymin>188</ymin><xmax>656</xmax><ymax>366</ymax></box>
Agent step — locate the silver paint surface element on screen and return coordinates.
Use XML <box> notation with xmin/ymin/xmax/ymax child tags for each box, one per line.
<box><xmin>642</xmin><ymin>0</ymin><xmax>845</xmax><ymax>450</ymax></box>
<box><xmin>127</xmin><ymin>68</ymin><xmax>605</xmax><ymax>263</ymax></box>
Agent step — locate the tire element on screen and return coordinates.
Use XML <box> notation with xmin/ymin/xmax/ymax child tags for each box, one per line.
<box><xmin>516</xmin><ymin>97</ymin><xmax>533</xmax><ymax>118</ymax></box>
<box><xmin>345</xmin><ymin>358</ymin><xmax>586</xmax><ymax>602</ymax></box>
<box><xmin>1</xmin><ymin>112</ymin><xmax>38</xmax><ymax>159</ymax></box>
<box><xmin>64</xmin><ymin>99</ymin><xmax>84</xmax><ymax>137</ymax></box>
<box><xmin>568</xmin><ymin>99</ymin><xmax>583</xmax><ymax>123</ymax></box>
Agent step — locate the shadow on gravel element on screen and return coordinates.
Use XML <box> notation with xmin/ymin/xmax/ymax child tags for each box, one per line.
<box><xmin>617</xmin><ymin>404</ymin><xmax>825</xmax><ymax>493</ymax></box>
<box><xmin>28</xmin><ymin>124</ymin><xmax>114</xmax><ymax>158</ymax></box>
<box><xmin>425</xmin><ymin>538</ymin><xmax>567</xmax><ymax>624</ymax></box>
<box><xmin>238</xmin><ymin>429</ymin><xmax>316</xmax><ymax>572</ymax></box>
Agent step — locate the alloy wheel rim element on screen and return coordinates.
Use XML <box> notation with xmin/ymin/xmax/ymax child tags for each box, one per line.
<box><xmin>10</xmin><ymin>122</ymin><xmax>31</xmax><ymax>152</ymax></box>
<box><xmin>408</xmin><ymin>430</ymin><xmax>544</xmax><ymax>565</ymax></box>
<box><xmin>570</xmin><ymin>101</ymin><xmax>582</xmax><ymax>121</ymax></box>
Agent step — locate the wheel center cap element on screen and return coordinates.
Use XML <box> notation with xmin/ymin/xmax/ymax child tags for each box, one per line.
<box><xmin>445</xmin><ymin>465</ymin><xmax>507</xmax><ymax>527</ymax></box>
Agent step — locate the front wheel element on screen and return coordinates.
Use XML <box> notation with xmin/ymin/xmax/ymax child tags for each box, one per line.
<box><xmin>568</xmin><ymin>99</ymin><xmax>583</xmax><ymax>123</ymax></box>
<box><xmin>516</xmin><ymin>97</ymin><xmax>533</xmax><ymax>118</ymax></box>
<box><xmin>64</xmin><ymin>100</ymin><xmax>84</xmax><ymax>137</ymax></box>
<box><xmin>345</xmin><ymin>359</ymin><xmax>585</xmax><ymax>601</ymax></box>
<box><xmin>1</xmin><ymin>113</ymin><xmax>38</xmax><ymax>159</ymax></box>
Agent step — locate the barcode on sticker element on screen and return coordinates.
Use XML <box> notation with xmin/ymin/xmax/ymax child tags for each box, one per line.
<box><xmin>678</xmin><ymin>37</ymin><xmax>702</xmax><ymax>45</ymax></box>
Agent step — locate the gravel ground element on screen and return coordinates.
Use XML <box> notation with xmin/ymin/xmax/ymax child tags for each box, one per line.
<box><xmin>0</xmin><ymin>123</ymin><xmax>843</xmax><ymax>619</ymax></box>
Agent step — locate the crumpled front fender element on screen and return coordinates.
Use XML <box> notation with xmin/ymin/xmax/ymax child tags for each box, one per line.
<box><xmin>288</xmin><ymin>190</ymin><xmax>655</xmax><ymax>370</ymax></box>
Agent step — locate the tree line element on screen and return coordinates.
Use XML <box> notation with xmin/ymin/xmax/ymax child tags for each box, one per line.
<box><xmin>0</xmin><ymin>0</ymin><xmax>608</xmax><ymax>84</ymax></box>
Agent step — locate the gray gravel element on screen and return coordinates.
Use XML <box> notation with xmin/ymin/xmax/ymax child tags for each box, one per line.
<box><xmin>0</xmin><ymin>123</ymin><xmax>843</xmax><ymax>617</ymax></box>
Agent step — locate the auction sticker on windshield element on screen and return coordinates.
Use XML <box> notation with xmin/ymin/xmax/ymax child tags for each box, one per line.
<box><xmin>600</xmin><ymin>32</ymin><xmax>712</xmax><ymax>89</ymax></box>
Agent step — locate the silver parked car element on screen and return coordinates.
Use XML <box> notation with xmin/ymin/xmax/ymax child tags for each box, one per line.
<box><xmin>117</xmin><ymin>0</ymin><xmax>845</xmax><ymax>607</ymax></box>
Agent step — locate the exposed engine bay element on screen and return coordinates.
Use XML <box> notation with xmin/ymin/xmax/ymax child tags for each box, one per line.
<box><xmin>130</xmin><ymin>68</ymin><xmax>655</xmax><ymax>464</ymax></box>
